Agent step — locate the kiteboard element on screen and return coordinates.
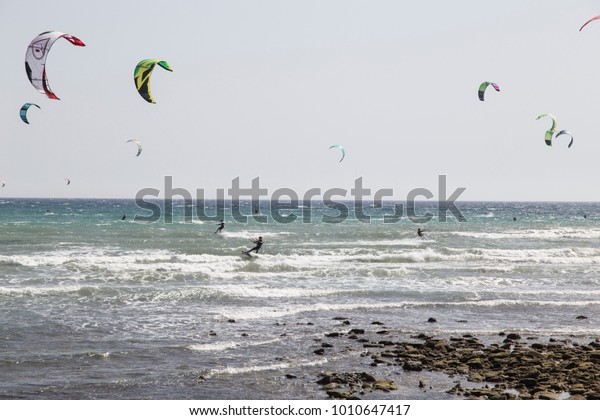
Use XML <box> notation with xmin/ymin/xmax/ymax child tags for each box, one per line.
<box><xmin>241</xmin><ymin>251</ymin><xmax>258</xmax><ymax>258</ymax></box>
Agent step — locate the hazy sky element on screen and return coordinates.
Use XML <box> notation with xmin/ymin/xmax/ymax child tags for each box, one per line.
<box><xmin>1</xmin><ymin>1</ymin><xmax>599</xmax><ymax>201</ymax></box>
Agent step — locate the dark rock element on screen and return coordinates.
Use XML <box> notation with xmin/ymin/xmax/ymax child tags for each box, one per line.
<box><xmin>414</xmin><ymin>333</ymin><xmax>432</xmax><ymax>340</ymax></box>
<box><xmin>285</xmin><ymin>374</ymin><xmax>297</xmax><ymax>379</ymax></box>
<box><xmin>325</xmin><ymin>332</ymin><xmax>341</xmax><ymax>338</ymax></box>
<box><xmin>427</xmin><ymin>318</ymin><xmax>437</xmax><ymax>323</ymax></box>
<box><xmin>506</xmin><ymin>333</ymin><xmax>521</xmax><ymax>340</ymax></box>
<box><xmin>321</xmin><ymin>343</ymin><xmax>334</xmax><ymax>348</ymax></box>
<box><xmin>314</xmin><ymin>348</ymin><xmax>325</xmax><ymax>355</ymax></box>
<box><xmin>402</xmin><ymin>362</ymin><xmax>423</xmax><ymax>372</ymax></box>
<box><xmin>349</xmin><ymin>328</ymin><xmax>365</xmax><ymax>335</ymax></box>
<box><xmin>371</xmin><ymin>321</ymin><xmax>385</xmax><ymax>325</ymax></box>
<box><xmin>576</xmin><ymin>315</ymin><xmax>588</xmax><ymax>320</ymax></box>
<box><xmin>227</xmin><ymin>319</ymin><xmax>236</xmax><ymax>323</ymax></box>
<box><xmin>531</xmin><ymin>343</ymin><xmax>545</xmax><ymax>350</ymax></box>
<box><xmin>519</xmin><ymin>378</ymin><xmax>538</xmax><ymax>388</ymax></box>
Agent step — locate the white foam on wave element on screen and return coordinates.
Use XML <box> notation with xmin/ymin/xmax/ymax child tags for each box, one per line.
<box><xmin>474</xmin><ymin>212</ymin><xmax>495</xmax><ymax>218</ymax></box>
<box><xmin>453</xmin><ymin>227</ymin><xmax>600</xmax><ymax>240</ymax></box>
<box><xmin>188</xmin><ymin>341</ymin><xmax>238</xmax><ymax>352</ymax></box>
<box><xmin>188</xmin><ymin>338</ymin><xmax>281</xmax><ymax>352</ymax></box>
<box><xmin>220</xmin><ymin>230</ymin><xmax>294</xmax><ymax>240</ymax></box>
<box><xmin>205</xmin><ymin>284</ymin><xmax>342</xmax><ymax>299</ymax></box>
<box><xmin>206</xmin><ymin>358</ymin><xmax>328</xmax><ymax>378</ymax></box>
<box><xmin>0</xmin><ymin>284</ymin><xmax>91</xmax><ymax>296</ymax></box>
<box><xmin>218</xmin><ymin>298</ymin><xmax>600</xmax><ymax>321</ymax></box>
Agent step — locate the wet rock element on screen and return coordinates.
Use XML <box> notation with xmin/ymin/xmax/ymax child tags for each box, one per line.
<box><xmin>576</xmin><ymin>315</ymin><xmax>588</xmax><ymax>320</ymax></box>
<box><xmin>535</xmin><ymin>391</ymin><xmax>559</xmax><ymax>400</ymax></box>
<box><xmin>373</xmin><ymin>380</ymin><xmax>398</xmax><ymax>392</ymax></box>
<box><xmin>402</xmin><ymin>362</ymin><xmax>423</xmax><ymax>372</ymax></box>
<box><xmin>506</xmin><ymin>333</ymin><xmax>521</xmax><ymax>340</ymax></box>
<box><xmin>349</xmin><ymin>328</ymin><xmax>365</xmax><ymax>335</ymax></box>
<box><xmin>327</xmin><ymin>390</ymin><xmax>351</xmax><ymax>399</ymax></box>
<box><xmin>427</xmin><ymin>318</ymin><xmax>437</xmax><ymax>323</ymax></box>
<box><xmin>519</xmin><ymin>378</ymin><xmax>538</xmax><ymax>388</ymax></box>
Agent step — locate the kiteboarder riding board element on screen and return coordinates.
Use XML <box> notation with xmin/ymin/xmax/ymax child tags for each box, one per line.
<box><xmin>241</xmin><ymin>251</ymin><xmax>258</xmax><ymax>258</ymax></box>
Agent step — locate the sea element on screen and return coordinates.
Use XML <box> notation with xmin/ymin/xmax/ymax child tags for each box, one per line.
<box><xmin>1</xmin><ymin>198</ymin><xmax>599</xmax><ymax>399</ymax></box>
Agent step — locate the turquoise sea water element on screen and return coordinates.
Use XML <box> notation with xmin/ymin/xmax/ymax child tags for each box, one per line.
<box><xmin>1</xmin><ymin>199</ymin><xmax>599</xmax><ymax>399</ymax></box>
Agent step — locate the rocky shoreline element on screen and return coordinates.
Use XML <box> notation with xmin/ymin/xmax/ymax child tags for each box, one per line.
<box><xmin>311</xmin><ymin>321</ymin><xmax>600</xmax><ymax>400</ymax></box>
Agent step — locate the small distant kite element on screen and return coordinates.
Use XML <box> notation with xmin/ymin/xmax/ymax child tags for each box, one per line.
<box><xmin>64</xmin><ymin>178</ymin><xmax>71</xmax><ymax>185</ymax></box>
<box><xmin>25</xmin><ymin>31</ymin><xmax>85</xmax><ymax>100</ymax></box>
<box><xmin>133</xmin><ymin>59</ymin><xmax>172</xmax><ymax>104</ymax></box>
<box><xmin>20</xmin><ymin>103</ymin><xmax>41</xmax><ymax>124</ymax></box>
<box><xmin>1</xmin><ymin>180</ymin><xmax>6</xmax><ymax>188</ymax></box>
<box><xmin>535</xmin><ymin>114</ymin><xmax>558</xmax><ymax>146</ymax></box>
<box><xmin>329</xmin><ymin>144</ymin><xmax>346</xmax><ymax>162</ymax></box>
<box><xmin>478</xmin><ymin>82</ymin><xmax>500</xmax><ymax>101</ymax></box>
<box><xmin>126</xmin><ymin>139</ymin><xmax>143</xmax><ymax>156</ymax></box>
<box><xmin>580</xmin><ymin>15</ymin><xmax>600</xmax><ymax>31</ymax></box>
<box><xmin>555</xmin><ymin>130</ymin><xmax>574</xmax><ymax>149</ymax></box>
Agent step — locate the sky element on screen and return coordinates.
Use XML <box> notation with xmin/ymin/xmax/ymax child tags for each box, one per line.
<box><xmin>1</xmin><ymin>0</ymin><xmax>600</xmax><ymax>201</ymax></box>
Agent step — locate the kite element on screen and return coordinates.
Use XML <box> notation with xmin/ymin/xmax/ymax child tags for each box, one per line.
<box><xmin>25</xmin><ymin>31</ymin><xmax>85</xmax><ymax>100</ymax></box>
<box><xmin>555</xmin><ymin>130</ymin><xmax>574</xmax><ymax>148</ymax></box>
<box><xmin>580</xmin><ymin>15</ymin><xmax>600</xmax><ymax>31</ymax></box>
<box><xmin>133</xmin><ymin>59</ymin><xmax>172</xmax><ymax>103</ymax></box>
<box><xmin>1</xmin><ymin>180</ymin><xmax>6</xmax><ymax>188</ymax></box>
<box><xmin>64</xmin><ymin>178</ymin><xmax>71</xmax><ymax>185</ymax></box>
<box><xmin>20</xmin><ymin>103</ymin><xmax>41</xmax><ymax>124</ymax></box>
<box><xmin>126</xmin><ymin>139</ymin><xmax>143</xmax><ymax>156</ymax></box>
<box><xmin>478</xmin><ymin>82</ymin><xmax>500</xmax><ymax>101</ymax></box>
<box><xmin>536</xmin><ymin>114</ymin><xmax>558</xmax><ymax>146</ymax></box>
<box><xmin>329</xmin><ymin>144</ymin><xmax>346</xmax><ymax>162</ymax></box>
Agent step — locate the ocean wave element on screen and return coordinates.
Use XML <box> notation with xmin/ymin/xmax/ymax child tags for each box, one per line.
<box><xmin>188</xmin><ymin>338</ymin><xmax>281</xmax><ymax>353</ymax></box>
<box><xmin>205</xmin><ymin>358</ymin><xmax>328</xmax><ymax>378</ymax></box>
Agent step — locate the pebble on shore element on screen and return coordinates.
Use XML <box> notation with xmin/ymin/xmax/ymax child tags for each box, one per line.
<box><xmin>315</xmin><ymin>325</ymin><xmax>600</xmax><ymax>400</ymax></box>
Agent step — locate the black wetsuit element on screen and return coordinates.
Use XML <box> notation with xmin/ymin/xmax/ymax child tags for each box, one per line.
<box><xmin>247</xmin><ymin>239</ymin><xmax>263</xmax><ymax>253</ymax></box>
<box><xmin>215</xmin><ymin>222</ymin><xmax>224</xmax><ymax>233</ymax></box>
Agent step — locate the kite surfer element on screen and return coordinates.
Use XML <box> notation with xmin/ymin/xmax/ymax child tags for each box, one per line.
<box><xmin>215</xmin><ymin>219</ymin><xmax>225</xmax><ymax>234</ymax></box>
<box><xmin>245</xmin><ymin>236</ymin><xmax>263</xmax><ymax>255</ymax></box>
<box><xmin>417</xmin><ymin>228</ymin><xmax>426</xmax><ymax>239</ymax></box>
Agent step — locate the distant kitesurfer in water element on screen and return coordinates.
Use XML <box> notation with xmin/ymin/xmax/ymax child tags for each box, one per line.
<box><xmin>513</xmin><ymin>217</ymin><xmax>517</xmax><ymax>222</ymax></box>
<box><xmin>584</xmin><ymin>214</ymin><xmax>587</xmax><ymax>219</ymax></box>
<box><xmin>215</xmin><ymin>219</ymin><xmax>225</xmax><ymax>234</ymax></box>
<box><xmin>245</xmin><ymin>236</ymin><xmax>263</xmax><ymax>254</ymax></box>
<box><xmin>121</xmin><ymin>214</ymin><xmax>127</xmax><ymax>220</ymax></box>
<box><xmin>417</xmin><ymin>228</ymin><xmax>426</xmax><ymax>239</ymax></box>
